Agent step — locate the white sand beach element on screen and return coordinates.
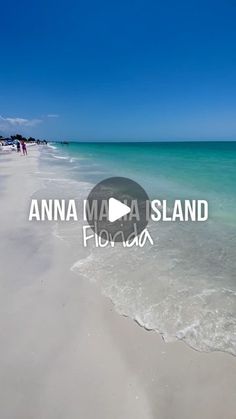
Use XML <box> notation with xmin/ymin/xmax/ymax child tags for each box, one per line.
<box><xmin>0</xmin><ymin>147</ymin><xmax>236</xmax><ymax>419</ymax></box>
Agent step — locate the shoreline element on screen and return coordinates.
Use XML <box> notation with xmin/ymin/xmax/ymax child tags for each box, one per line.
<box><xmin>0</xmin><ymin>148</ymin><xmax>236</xmax><ymax>418</ymax></box>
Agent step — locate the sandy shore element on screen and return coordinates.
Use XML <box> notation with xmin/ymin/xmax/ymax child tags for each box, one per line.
<box><xmin>0</xmin><ymin>147</ymin><xmax>236</xmax><ymax>419</ymax></box>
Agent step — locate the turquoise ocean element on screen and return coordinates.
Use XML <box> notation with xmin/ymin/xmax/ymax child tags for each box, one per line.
<box><xmin>40</xmin><ymin>142</ymin><xmax>236</xmax><ymax>355</ymax></box>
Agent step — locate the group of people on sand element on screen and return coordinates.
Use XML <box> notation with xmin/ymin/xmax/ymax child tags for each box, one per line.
<box><xmin>16</xmin><ymin>140</ymin><xmax>27</xmax><ymax>156</ymax></box>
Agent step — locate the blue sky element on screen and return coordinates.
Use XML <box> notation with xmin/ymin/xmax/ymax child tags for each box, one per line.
<box><xmin>1</xmin><ymin>0</ymin><xmax>236</xmax><ymax>141</ymax></box>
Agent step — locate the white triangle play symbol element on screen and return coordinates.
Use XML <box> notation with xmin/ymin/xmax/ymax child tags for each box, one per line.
<box><xmin>108</xmin><ymin>197</ymin><xmax>131</xmax><ymax>222</ymax></box>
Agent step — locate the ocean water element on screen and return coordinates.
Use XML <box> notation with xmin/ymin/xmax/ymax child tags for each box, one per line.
<box><xmin>39</xmin><ymin>142</ymin><xmax>236</xmax><ymax>355</ymax></box>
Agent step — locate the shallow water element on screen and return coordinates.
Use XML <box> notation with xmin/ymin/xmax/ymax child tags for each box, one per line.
<box><xmin>39</xmin><ymin>142</ymin><xmax>236</xmax><ymax>355</ymax></box>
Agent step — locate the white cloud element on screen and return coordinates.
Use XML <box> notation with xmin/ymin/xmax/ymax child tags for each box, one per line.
<box><xmin>47</xmin><ymin>114</ymin><xmax>59</xmax><ymax>118</ymax></box>
<box><xmin>0</xmin><ymin>115</ymin><xmax>42</xmax><ymax>133</ymax></box>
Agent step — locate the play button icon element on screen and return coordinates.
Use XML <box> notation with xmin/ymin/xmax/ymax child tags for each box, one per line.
<box><xmin>85</xmin><ymin>177</ymin><xmax>150</xmax><ymax>242</ymax></box>
<box><xmin>108</xmin><ymin>198</ymin><xmax>131</xmax><ymax>222</ymax></box>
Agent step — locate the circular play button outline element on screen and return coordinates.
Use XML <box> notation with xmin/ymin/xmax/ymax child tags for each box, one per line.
<box><xmin>85</xmin><ymin>176</ymin><xmax>150</xmax><ymax>242</ymax></box>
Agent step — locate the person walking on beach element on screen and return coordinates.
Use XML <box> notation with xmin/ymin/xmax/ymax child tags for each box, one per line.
<box><xmin>16</xmin><ymin>140</ymin><xmax>21</xmax><ymax>153</ymax></box>
<box><xmin>21</xmin><ymin>140</ymin><xmax>27</xmax><ymax>156</ymax></box>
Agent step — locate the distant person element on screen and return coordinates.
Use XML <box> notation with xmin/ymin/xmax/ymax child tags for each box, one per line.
<box><xmin>16</xmin><ymin>140</ymin><xmax>21</xmax><ymax>153</ymax></box>
<box><xmin>21</xmin><ymin>140</ymin><xmax>27</xmax><ymax>156</ymax></box>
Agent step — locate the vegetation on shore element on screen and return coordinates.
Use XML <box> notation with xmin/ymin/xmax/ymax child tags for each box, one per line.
<box><xmin>0</xmin><ymin>134</ymin><xmax>47</xmax><ymax>144</ymax></box>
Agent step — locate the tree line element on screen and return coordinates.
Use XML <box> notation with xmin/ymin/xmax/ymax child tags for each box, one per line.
<box><xmin>0</xmin><ymin>134</ymin><xmax>47</xmax><ymax>144</ymax></box>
